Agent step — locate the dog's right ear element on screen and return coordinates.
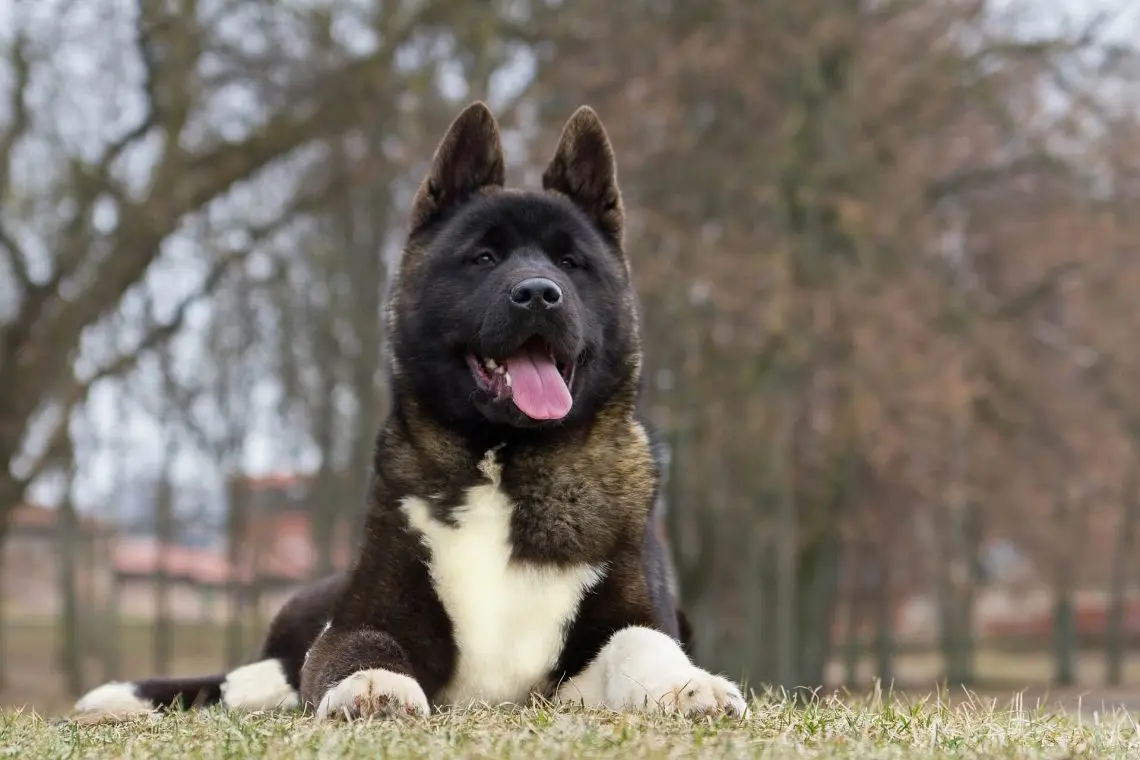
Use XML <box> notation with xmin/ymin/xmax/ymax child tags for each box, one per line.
<box><xmin>409</xmin><ymin>102</ymin><xmax>506</xmax><ymax>235</ymax></box>
<box><xmin>542</xmin><ymin>106</ymin><xmax>624</xmax><ymax>246</ymax></box>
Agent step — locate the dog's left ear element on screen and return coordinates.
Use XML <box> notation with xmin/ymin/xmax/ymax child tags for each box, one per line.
<box><xmin>542</xmin><ymin>106</ymin><xmax>624</xmax><ymax>246</ymax></box>
<box><xmin>410</xmin><ymin>101</ymin><xmax>506</xmax><ymax>234</ymax></box>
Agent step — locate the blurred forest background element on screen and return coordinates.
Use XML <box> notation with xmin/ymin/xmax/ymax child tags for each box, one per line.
<box><xmin>3</xmin><ymin>0</ymin><xmax>1140</xmax><ymax>713</ymax></box>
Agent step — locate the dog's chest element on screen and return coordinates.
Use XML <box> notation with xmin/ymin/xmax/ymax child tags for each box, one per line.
<box><xmin>401</xmin><ymin>467</ymin><xmax>605</xmax><ymax>706</ymax></box>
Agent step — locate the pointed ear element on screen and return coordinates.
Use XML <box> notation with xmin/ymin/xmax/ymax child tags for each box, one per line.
<box><xmin>409</xmin><ymin>102</ymin><xmax>506</xmax><ymax>234</ymax></box>
<box><xmin>542</xmin><ymin>106</ymin><xmax>624</xmax><ymax>245</ymax></box>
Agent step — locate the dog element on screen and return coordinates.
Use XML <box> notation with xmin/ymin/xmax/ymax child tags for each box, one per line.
<box><xmin>73</xmin><ymin>102</ymin><xmax>747</xmax><ymax>720</ymax></box>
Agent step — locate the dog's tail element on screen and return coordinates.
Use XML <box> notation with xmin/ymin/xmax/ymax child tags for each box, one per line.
<box><xmin>73</xmin><ymin>658</ymin><xmax>299</xmax><ymax>716</ymax></box>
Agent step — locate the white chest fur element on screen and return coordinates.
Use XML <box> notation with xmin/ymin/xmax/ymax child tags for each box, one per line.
<box><xmin>400</xmin><ymin>451</ymin><xmax>605</xmax><ymax>707</ymax></box>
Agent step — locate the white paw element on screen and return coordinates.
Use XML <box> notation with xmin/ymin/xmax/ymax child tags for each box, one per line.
<box><xmin>221</xmin><ymin>659</ymin><xmax>299</xmax><ymax>711</ymax></box>
<box><xmin>74</xmin><ymin>682</ymin><xmax>155</xmax><ymax>716</ymax></box>
<box><xmin>316</xmin><ymin>669</ymin><xmax>430</xmax><ymax>721</ymax></box>
<box><xmin>558</xmin><ymin>626</ymin><xmax>750</xmax><ymax>719</ymax></box>
<box><xmin>655</xmin><ymin>668</ymin><xmax>750</xmax><ymax>718</ymax></box>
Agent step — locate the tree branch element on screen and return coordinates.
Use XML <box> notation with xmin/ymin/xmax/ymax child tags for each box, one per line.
<box><xmin>0</xmin><ymin>31</ymin><xmax>33</xmax><ymax>295</ymax></box>
<box><xmin>988</xmin><ymin>261</ymin><xmax>1082</xmax><ymax>321</ymax></box>
<box><xmin>10</xmin><ymin>182</ymin><xmax>323</xmax><ymax>492</ymax></box>
<box><xmin>926</xmin><ymin>153</ymin><xmax>1070</xmax><ymax>205</ymax></box>
<box><xmin>0</xmin><ymin>219</ymin><xmax>31</xmax><ymax>294</ymax></box>
<box><xmin>98</xmin><ymin>1</ymin><xmax>162</xmax><ymax>169</ymax></box>
<box><xmin>11</xmin><ymin>248</ymin><xmax>243</xmax><ymax>492</ymax></box>
<box><xmin>0</xmin><ymin>31</ymin><xmax>31</xmax><ymax>197</ymax></box>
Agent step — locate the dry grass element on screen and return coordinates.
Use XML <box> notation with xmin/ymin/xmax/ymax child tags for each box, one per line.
<box><xmin>3</xmin><ymin>691</ymin><xmax>1140</xmax><ymax>759</ymax></box>
<box><xmin>5</xmin><ymin>618</ymin><xmax>1140</xmax><ymax>756</ymax></box>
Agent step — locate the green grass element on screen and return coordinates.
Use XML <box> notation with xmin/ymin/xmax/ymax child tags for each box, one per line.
<box><xmin>3</xmin><ymin>692</ymin><xmax>1139</xmax><ymax>759</ymax></box>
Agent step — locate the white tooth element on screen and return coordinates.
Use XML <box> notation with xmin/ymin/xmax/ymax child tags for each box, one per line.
<box><xmin>494</xmin><ymin>365</ymin><xmax>505</xmax><ymax>375</ymax></box>
<box><xmin>504</xmin><ymin>372</ymin><xmax>512</xmax><ymax>388</ymax></box>
<box><xmin>484</xmin><ymin>358</ymin><xmax>499</xmax><ymax>370</ymax></box>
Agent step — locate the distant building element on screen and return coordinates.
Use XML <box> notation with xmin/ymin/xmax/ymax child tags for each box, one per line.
<box><xmin>4</xmin><ymin>471</ymin><xmax>357</xmax><ymax>624</ymax></box>
<box><xmin>2</xmin><ymin>504</ymin><xmax>115</xmax><ymax>617</ymax></box>
<box><xmin>111</xmin><ymin>472</ymin><xmax>356</xmax><ymax>622</ymax></box>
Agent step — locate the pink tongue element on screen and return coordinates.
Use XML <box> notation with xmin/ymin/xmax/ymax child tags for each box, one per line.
<box><xmin>503</xmin><ymin>351</ymin><xmax>573</xmax><ymax>420</ymax></box>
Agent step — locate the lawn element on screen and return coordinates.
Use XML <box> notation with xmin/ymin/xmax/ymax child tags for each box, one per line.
<box><xmin>3</xmin><ymin>692</ymin><xmax>1139</xmax><ymax>759</ymax></box>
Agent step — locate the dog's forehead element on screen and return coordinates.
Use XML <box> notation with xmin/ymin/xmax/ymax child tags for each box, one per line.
<box><xmin>438</xmin><ymin>191</ymin><xmax>606</xmax><ymax>250</ymax></box>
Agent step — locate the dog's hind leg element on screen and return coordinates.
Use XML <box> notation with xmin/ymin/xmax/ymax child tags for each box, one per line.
<box><xmin>75</xmin><ymin>673</ymin><xmax>225</xmax><ymax>716</ymax></box>
<box><xmin>73</xmin><ymin>574</ymin><xmax>347</xmax><ymax>717</ymax></box>
<box><xmin>73</xmin><ymin>658</ymin><xmax>300</xmax><ymax>716</ymax></box>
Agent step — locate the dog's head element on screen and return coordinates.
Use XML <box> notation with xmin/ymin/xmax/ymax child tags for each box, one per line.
<box><xmin>388</xmin><ymin>102</ymin><xmax>640</xmax><ymax>434</ymax></box>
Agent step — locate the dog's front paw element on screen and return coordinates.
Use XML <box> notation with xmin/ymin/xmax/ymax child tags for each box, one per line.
<box><xmin>316</xmin><ymin>669</ymin><xmax>430</xmax><ymax>720</ymax></box>
<box><xmin>658</xmin><ymin>668</ymin><xmax>750</xmax><ymax>719</ymax></box>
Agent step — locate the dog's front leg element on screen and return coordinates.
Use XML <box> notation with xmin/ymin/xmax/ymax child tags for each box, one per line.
<box><xmin>300</xmin><ymin>624</ymin><xmax>430</xmax><ymax>720</ymax></box>
<box><xmin>555</xmin><ymin>626</ymin><xmax>749</xmax><ymax>718</ymax></box>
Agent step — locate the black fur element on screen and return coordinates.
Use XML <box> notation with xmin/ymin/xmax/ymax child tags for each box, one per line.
<box><xmin>394</xmin><ymin>192</ymin><xmax>632</xmax><ymax>437</ymax></box>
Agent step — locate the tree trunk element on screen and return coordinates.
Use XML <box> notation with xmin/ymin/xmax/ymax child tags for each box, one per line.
<box><xmin>668</xmin><ymin>429</ymin><xmax>705</xmax><ymax>602</ymax></box>
<box><xmin>309</xmin><ymin>400</ymin><xmax>340</xmax><ymax>579</ymax></box>
<box><xmin>841</xmin><ymin>591</ymin><xmax>861</xmax><ymax>688</ymax></box>
<box><xmin>343</xmin><ymin>199</ymin><xmax>389</xmax><ymax>563</ymax></box>
<box><xmin>226</xmin><ymin>582</ymin><xmax>246</xmax><ymax>668</ymax></box>
<box><xmin>1106</xmin><ymin>460</ymin><xmax>1139</xmax><ymax>685</ymax></box>
<box><xmin>58</xmin><ymin>491</ymin><xmax>85</xmax><ymax>697</ymax></box>
<box><xmin>670</xmin><ymin>428</ymin><xmax>719</xmax><ymax>664</ymax></box>
<box><xmin>54</xmin><ymin>428</ymin><xmax>84</xmax><ymax>698</ymax></box>
<box><xmin>874</xmin><ymin>549</ymin><xmax>895</xmax><ymax>688</ymax></box>
<box><xmin>795</xmin><ymin>533</ymin><xmax>841</xmax><ymax>696</ymax></box>
<box><xmin>0</xmin><ymin>541</ymin><xmax>7</xmax><ymax>690</ymax></box>
<box><xmin>246</xmin><ymin>573</ymin><xmax>264</xmax><ymax>646</ymax></box>
<box><xmin>774</xmin><ymin>404</ymin><xmax>798</xmax><ymax>691</ymax></box>
<box><xmin>939</xmin><ymin>519</ymin><xmax>979</xmax><ymax>688</ymax></box>
<box><xmin>102</xmin><ymin>563</ymin><xmax>122</xmax><ymax>683</ymax></box>
<box><xmin>152</xmin><ymin>341</ymin><xmax>182</xmax><ymax>676</ymax></box>
<box><xmin>753</xmin><ymin>553</ymin><xmax>779</xmax><ymax>686</ymax></box>
<box><xmin>740</xmin><ymin>524</ymin><xmax>771</xmax><ymax>687</ymax></box>
<box><xmin>939</xmin><ymin>414</ymin><xmax>977</xmax><ymax>687</ymax></box>
<box><xmin>1051</xmin><ymin>483</ymin><xmax>1077</xmax><ymax>687</ymax></box>
<box><xmin>1052</xmin><ymin>590</ymin><xmax>1077</xmax><ymax>686</ymax></box>
<box><xmin>153</xmin><ymin>470</ymin><xmax>175</xmax><ymax>677</ymax></box>
<box><xmin>225</xmin><ymin>476</ymin><xmax>250</xmax><ymax>668</ymax></box>
<box><xmin>0</xmin><ymin>471</ymin><xmax>22</xmax><ymax>553</ymax></box>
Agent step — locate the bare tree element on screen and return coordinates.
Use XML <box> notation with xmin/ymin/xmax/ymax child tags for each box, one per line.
<box><xmin>0</xmin><ymin>0</ymin><xmax>534</xmax><ymax>544</ymax></box>
<box><xmin>522</xmin><ymin>0</ymin><xmax>1139</xmax><ymax>687</ymax></box>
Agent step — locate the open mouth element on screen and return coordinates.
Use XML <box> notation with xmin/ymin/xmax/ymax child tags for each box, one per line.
<box><xmin>467</xmin><ymin>336</ymin><xmax>576</xmax><ymax>421</ymax></box>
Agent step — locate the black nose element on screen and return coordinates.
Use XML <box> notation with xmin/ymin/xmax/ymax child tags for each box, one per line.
<box><xmin>510</xmin><ymin>277</ymin><xmax>563</xmax><ymax>311</ymax></box>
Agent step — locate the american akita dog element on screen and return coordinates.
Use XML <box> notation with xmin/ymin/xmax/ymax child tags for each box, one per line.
<box><xmin>74</xmin><ymin>103</ymin><xmax>747</xmax><ymax>721</ymax></box>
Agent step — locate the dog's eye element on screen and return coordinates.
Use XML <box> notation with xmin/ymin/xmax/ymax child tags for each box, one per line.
<box><xmin>470</xmin><ymin>249</ymin><xmax>496</xmax><ymax>267</ymax></box>
<box><xmin>559</xmin><ymin>256</ymin><xmax>580</xmax><ymax>271</ymax></box>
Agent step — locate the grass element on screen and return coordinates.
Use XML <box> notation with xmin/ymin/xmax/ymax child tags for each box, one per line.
<box><xmin>3</xmin><ymin>691</ymin><xmax>1139</xmax><ymax>759</ymax></box>
<box><xmin>5</xmin><ymin>618</ymin><xmax>1140</xmax><ymax>756</ymax></box>
<box><xmin>8</xmin><ymin>615</ymin><xmax>1140</xmax><ymax>716</ymax></box>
